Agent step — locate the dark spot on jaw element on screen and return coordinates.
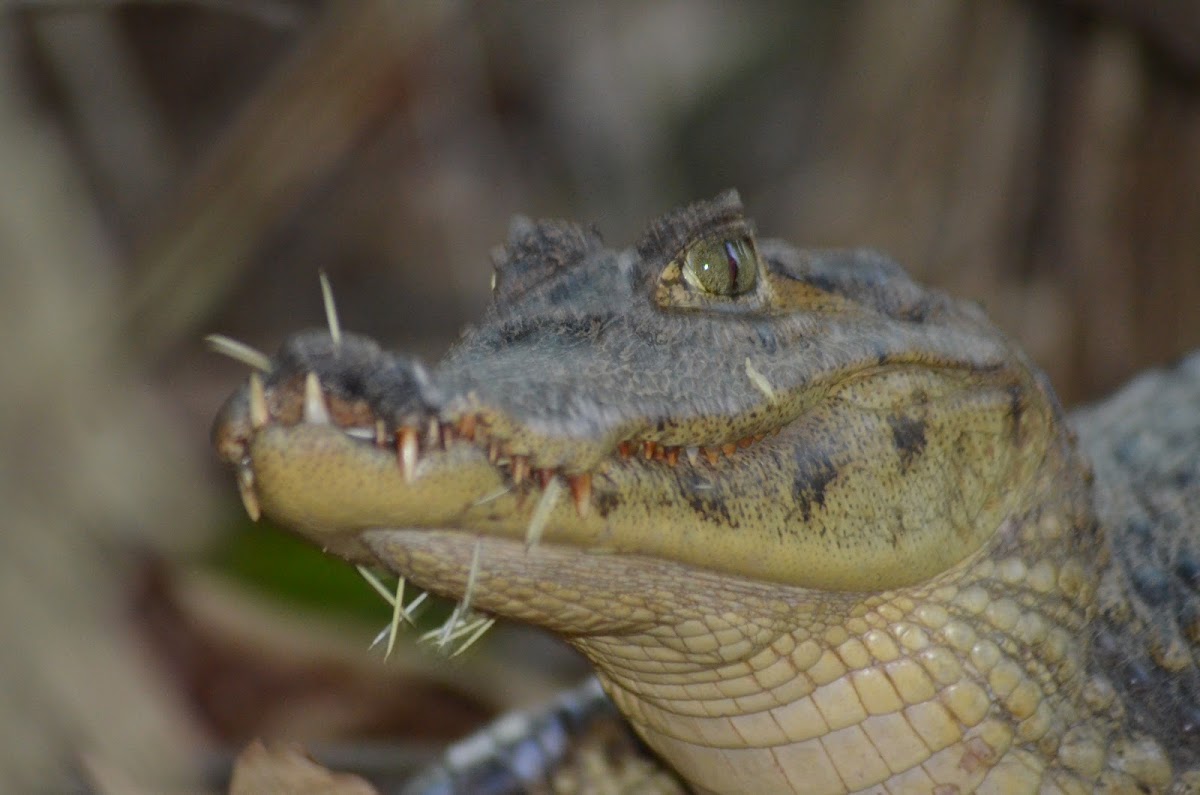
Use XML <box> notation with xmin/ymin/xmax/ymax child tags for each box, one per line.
<box><xmin>792</xmin><ymin>450</ymin><xmax>839</xmax><ymax>522</ymax></box>
<box><xmin>684</xmin><ymin>492</ymin><xmax>737</xmax><ymax>528</ymax></box>
<box><xmin>679</xmin><ymin>471</ymin><xmax>737</xmax><ymax>527</ymax></box>
<box><xmin>594</xmin><ymin>492</ymin><xmax>620</xmax><ymax>518</ymax></box>
<box><xmin>888</xmin><ymin>415</ymin><xmax>927</xmax><ymax>472</ymax></box>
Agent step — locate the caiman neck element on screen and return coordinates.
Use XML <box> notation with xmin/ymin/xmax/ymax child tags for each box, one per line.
<box><xmin>363</xmin><ymin>433</ymin><xmax>1140</xmax><ymax>794</ymax></box>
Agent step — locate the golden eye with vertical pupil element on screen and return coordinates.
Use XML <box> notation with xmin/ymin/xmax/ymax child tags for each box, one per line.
<box><xmin>681</xmin><ymin>237</ymin><xmax>758</xmax><ymax>295</ymax></box>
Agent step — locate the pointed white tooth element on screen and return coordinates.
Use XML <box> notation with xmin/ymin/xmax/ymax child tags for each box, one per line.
<box><xmin>237</xmin><ymin>466</ymin><xmax>261</xmax><ymax>522</ymax></box>
<box><xmin>526</xmin><ymin>476</ymin><xmax>562</xmax><ymax>547</ymax></box>
<box><xmin>303</xmin><ymin>373</ymin><xmax>331</xmax><ymax>424</ymax></box>
<box><xmin>569</xmin><ymin>474</ymin><xmax>592</xmax><ymax>518</ymax></box>
<box><xmin>248</xmin><ymin>373</ymin><xmax>268</xmax><ymax>429</ymax></box>
<box><xmin>427</xmin><ymin>417</ymin><xmax>441</xmax><ymax>448</ymax></box>
<box><xmin>685</xmin><ymin>446</ymin><xmax>700</xmax><ymax>465</ymax></box>
<box><xmin>398</xmin><ymin>426</ymin><xmax>418</xmax><ymax>483</ymax></box>
<box><xmin>375</xmin><ymin>419</ymin><xmax>387</xmax><ymax>446</ymax></box>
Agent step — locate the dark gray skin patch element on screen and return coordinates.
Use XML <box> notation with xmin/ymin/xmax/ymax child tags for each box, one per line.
<box><xmin>594</xmin><ymin>491</ymin><xmax>620</xmax><ymax>519</ymax></box>
<box><xmin>1075</xmin><ymin>352</ymin><xmax>1200</xmax><ymax>764</ymax></box>
<box><xmin>888</xmin><ymin>415</ymin><xmax>927</xmax><ymax>472</ymax></box>
<box><xmin>790</xmin><ymin>450</ymin><xmax>839</xmax><ymax>523</ymax></box>
<box><xmin>682</xmin><ymin>490</ymin><xmax>738</xmax><ymax>529</ymax></box>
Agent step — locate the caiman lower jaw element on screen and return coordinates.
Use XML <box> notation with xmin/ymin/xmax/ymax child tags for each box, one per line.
<box><xmin>213</xmin><ymin>367</ymin><xmax>789</xmax><ymax>567</ymax></box>
<box><xmin>357</xmin><ymin>528</ymin><xmax>814</xmax><ymax>642</ymax></box>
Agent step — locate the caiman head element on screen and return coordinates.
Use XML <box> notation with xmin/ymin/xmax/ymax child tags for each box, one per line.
<box><xmin>213</xmin><ymin>192</ymin><xmax>1103</xmax><ymax>793</ymax></box>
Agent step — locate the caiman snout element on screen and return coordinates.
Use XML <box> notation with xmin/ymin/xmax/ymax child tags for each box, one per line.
<box><xmin>212</xmin><ymin>329</ymin><xmax>440</xmax><ymax>466</ymax></box>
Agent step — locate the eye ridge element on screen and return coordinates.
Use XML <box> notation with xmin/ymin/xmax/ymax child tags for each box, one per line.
<box><xmin>681</xmin><ymin>235</ymin><xmax>759</xmax><ymax>296</ymax></box>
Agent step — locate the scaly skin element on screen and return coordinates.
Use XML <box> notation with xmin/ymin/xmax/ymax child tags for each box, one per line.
<box><xmin>212</xmin><ymin>192</ymin><xmax>1200</xmax><ymax>793</ymax></box>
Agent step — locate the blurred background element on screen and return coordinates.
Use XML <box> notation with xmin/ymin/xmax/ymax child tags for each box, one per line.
<box><xmin>2</xmin><ymin>0</ymin><xmax>1198</xmax><ymax>791</ymax></box>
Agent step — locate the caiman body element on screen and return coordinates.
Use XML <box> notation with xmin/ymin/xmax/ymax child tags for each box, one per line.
<box><xmin>213</xmin><ymin>192</ymin><xmax>1200</xmax><ymax>793</ymax></box>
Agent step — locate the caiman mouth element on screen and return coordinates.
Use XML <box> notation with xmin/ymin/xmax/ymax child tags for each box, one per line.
<box><xmin>212</xmin><ymin>329</ymin><xmax>787</xmax><ymax>533</ymax></box>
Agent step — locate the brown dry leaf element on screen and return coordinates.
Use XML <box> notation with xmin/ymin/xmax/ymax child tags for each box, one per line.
<box><xmin>230</xmin><ymin>741</ymin><xmax>379</xmax><ymax>795</ymax></box>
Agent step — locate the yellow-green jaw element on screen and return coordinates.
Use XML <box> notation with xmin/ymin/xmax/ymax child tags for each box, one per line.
<box><xmin>222</xmin><ymin>343</ymin><xmax>1053</xmax><ymax>595</ymax></box>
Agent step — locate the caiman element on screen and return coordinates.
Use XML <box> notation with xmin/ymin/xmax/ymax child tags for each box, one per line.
<box><xmin>212</xmin><ymin>191</ymin><xmax>1200</xmax><ymax>794</ymax></box>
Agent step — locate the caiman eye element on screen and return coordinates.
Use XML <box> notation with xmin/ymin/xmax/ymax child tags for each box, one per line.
<box><xmin>681</xmin><ymin>236</ymin><xmax>758</xmax><ymax>296</ymax></box>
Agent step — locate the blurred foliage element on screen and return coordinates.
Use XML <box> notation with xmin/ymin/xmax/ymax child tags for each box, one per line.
<box><xmin>210</xmin><ymin>519</ymin><xmax>390</xmax><ymax>621</ymax></box>
<box><xmin>210</xmin><ymin>518</ymin><xmax>456</xmax><ymax>630</ymax></box>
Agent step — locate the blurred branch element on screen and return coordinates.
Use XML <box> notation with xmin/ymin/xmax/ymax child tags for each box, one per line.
<box><xmin>28</xmin><ymin>9</ymin><xmax>175</xmax><ymax>234</ymax></box>
<box><xmin>1055</xmin><ymin>0</ymin><xmax>1200</xmax><ymax>76</ymax></box>
<box><xmin>122</xmin><ymin>0</ymin><xmax>458</xmax><ymax>357</ymax></box>
<box><xmin>9</xmin><ymin>0</ymin><xmax>308</xmax><ymax>28</ymax></box>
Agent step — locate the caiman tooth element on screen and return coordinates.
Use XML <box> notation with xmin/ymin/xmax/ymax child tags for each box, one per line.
<box><xmin>511</xmin><ymin>456</ymin><xmax>529</xmax><ymax>485</ymax></box>
<box><xmin>721</xmin><ymin>442</ymin><xmax>737</xmax><ymax>457</ymax></box>
<box><xmin>303</xmin><ymin>373</ymin><xmax>331</xmax><ymax>425</ymax></box>
<box><xmin>664</xmin><ymin>447</ymin><xmax>680</xmax><ymax>467</ymax></box>
<box><xmin>642</xmin><ymin>441</ymin><xmax>657</xmax><ymax>460</ymax></box>
<box><xmin>569</xmin><ymin>473</ymin><xmax>592</xmax><ymax>518</ymax></box>
<box><xmin>617</xmin><ymin>441</ymin><xmax>634</xmax><ymax>459</ymax></box>
<box><xmin>237</xmin><ymin>466</ymin><xmax>261</xmax><ymax>522</ymax></box>
<box><xmin>702</xmin><ymin>446</ymin><xmax>720</xmax><ymax>466</ymax></box>
<box><xmin>248</xmin><ymin>372</ymin><xmax>268</xmax><ymax>429</ymax></box>
<box><xmin>397</xmin><ymin>426</ymin><xmax>418</xmax><ymax>483</ymax></box>
<box><xmin>487</xmin><ymin>439</ymin><xmax>501</xmax><ymax>464</ymax></box>
<box><xmin>426</xmin><ymin>417</ymin><xmax>442</xmax><ymax>449</ymax></box>
<box><xmin>685</xmin><ymin>446</ymin><xmax>700</xmax><ymax>465</ymax></box>
<box><xmin>536</xmin><ymin>468</ymin><xmax>555</xmax><ymax>489</ymax></box>
<box><xmin>738</xmin><ymin>435</ymin><xmax>754</xmax><ymax>448</ymax></box>
<box><xmin>375</xmin><ymin>419</ymin><xmax>387</xmax><ymax>446</ymax></box>
<box><xmin>456</xmin><ymin>415</ymin><xmax>477</xmax><ymax>441</ymax></box>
